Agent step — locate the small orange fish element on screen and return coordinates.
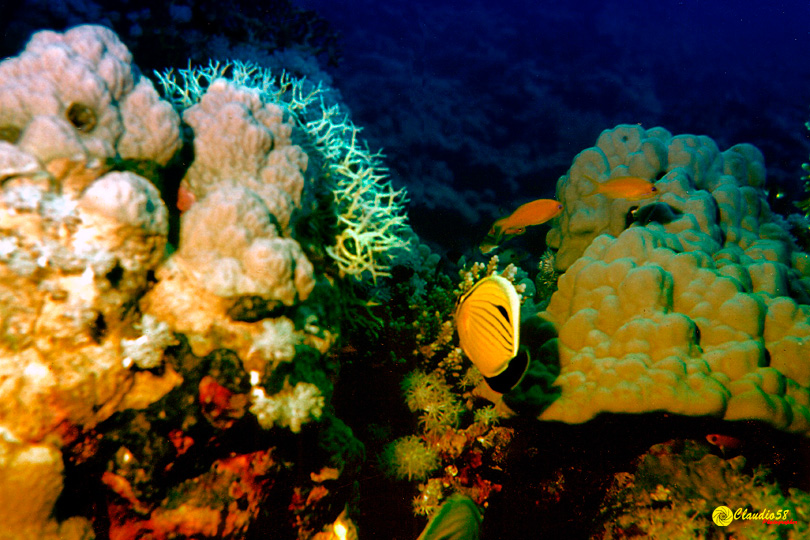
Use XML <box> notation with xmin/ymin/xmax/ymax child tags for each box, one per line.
<box><xmin>706</xmin><ymin>433</ymin><xmax>742</xmax><ymax>455</ymax></box>
<box><xmin>480</xmin><ymin>198</ymin><xmax>563</xmax><ymax>254</ymax></box>
<box><xmin>177</xmin><ymin>184</ymin><xmax>196</xmax><ymax>211</ymax></box>
<box><xmin>587</xmin><ymin>175</ymin><xmax>659</xmax><ymax>201</ymax></box>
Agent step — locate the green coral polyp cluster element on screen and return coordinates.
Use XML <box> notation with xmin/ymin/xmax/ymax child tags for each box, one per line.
<box><xmin>154</xmin><ymin>60</ymin><xmax>409</xmax><ymax>282</ymax></box>
<box><xmin>382</xmin><ymin>435</ymin><xmax>440</xmax><ymax>482</ymax></box>
<box><xmin>402</xmin><ymin>370</ymin><xmax>464</xmax><ymax>431</ymax></box>
<box><xmin>381</xmin><ymin>371</ymin><xmax>461</xmax><ymax>483</ymax></box>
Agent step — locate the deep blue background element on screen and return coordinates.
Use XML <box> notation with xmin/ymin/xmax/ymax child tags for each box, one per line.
<box><xmin>297</xmin><ymin>0</ymin><xmax>810</xmax><ymax>253</ymax></box>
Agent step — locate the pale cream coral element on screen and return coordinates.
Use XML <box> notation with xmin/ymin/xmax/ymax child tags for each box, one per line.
<box><xmin>0</xmin><ymin>142</ymin><xmax>41</xmax><ymax>180</ymax></box>
<box><xmin>179</xmin><ymin>79</ymin><xmax>308</xmax><ymax>233</ymax></box>
<box><xmin>0</xmin><ymin>430</ymin><xmax>62</xmax><ymax>538</ymax></box>
<box><xmin>249</xmin><ymin>381</ymin><xmax>325</xmax><ymax>433</ymax></box>
<box><xmin>0</xmin><ymin>153</ymin><xmax>178</xmax><ymax>441</ymax></box>
<box><xmin>0</xmin><ymin>25</ymin><xmax>180</xmax><ymax>166</ymax></box>
<box><xmin>0</xmin><ymin>427</ymin><xmax>96</xmax><ymax>540</ymax></box>
<box><xmin>175</xmin><ymin>185</ymin><xmax>314</xmax><ymax>304</ymax></box>
<box><xmin>141</xmin><ymin>255</ymin><xmax>333</xmax><ymax>375</ymax></box>
<box><xmin>121</xmin><ymin>314</ymin><xmax>179</xmax><ymax>370</ymax></box>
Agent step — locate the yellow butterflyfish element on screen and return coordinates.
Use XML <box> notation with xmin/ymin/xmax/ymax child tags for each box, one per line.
<box><xmin>455</xmin><ymin>274</ymin><xmax>529</xmax><ymax>392</ymax></box>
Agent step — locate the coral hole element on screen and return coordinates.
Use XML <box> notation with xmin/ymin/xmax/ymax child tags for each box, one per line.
<box><xmin>0</xmin><ymin>125</ymin><xmax>21</xmax><ymax>143</ymax></box>
<box><xmin>66</xmin><ymin>102</ymin><xmax>97</xmax><ymax>132</ymax></box>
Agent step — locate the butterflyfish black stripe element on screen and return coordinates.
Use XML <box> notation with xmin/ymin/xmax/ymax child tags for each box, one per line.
<box><xmin>462</xmin><ymin>315</ymin><xmax>512</xmax><ymax>354</ymax></box>
<box><xmin>464</xmin><ymin>304</ymin><xmax>513</xmax><ymax>342</ymax></box>
<box><xmin>466</xmin><ymin>297</ymin><xmax>510</xmax><ymax>320</ymax></box>
<box><xmin>471</xmin><ymin>316</ymin><xmax>512</xmax><ymax>351</ymax></box>
<box><xmin>467</xmin><ymin>303</ymin><xmax>513</xmax><ymax>345</ymax></box>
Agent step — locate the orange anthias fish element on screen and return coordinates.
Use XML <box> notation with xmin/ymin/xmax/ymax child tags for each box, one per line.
<box><xmin>480</xmin><ymin>198</ymin><xmax>563</xmax><ymax>254</ymax></box>
<box><xmin>588</xmin><ymin>175</ymin><xmax>659</xmax><ymax>201</ymax></box>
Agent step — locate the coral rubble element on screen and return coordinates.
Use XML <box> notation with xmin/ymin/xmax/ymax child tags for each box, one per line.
<box><xmin>597</xmin><ymin>439</ymin><xmax>810</xmax><ymax>539</ymax></box>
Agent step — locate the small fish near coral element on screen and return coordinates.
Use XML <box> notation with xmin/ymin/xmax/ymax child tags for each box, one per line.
<box><xmin>626</xmin><ymin>201</ymin><xmax>681</xmax><ymax>228</ymax></box>
<box><xmin>705</xmin><ymin>433</ymin><xmax>742</xmax><ymax>456</ymax></box>
<box><xmin>455</xmin><ymin>275</ymin><xmax>529</xmax><ymax>393</ymax></box>
<box><xmin>480</xmin><ymin>198</ymin><xmax>563</xmax><ymax>254</ymax></box>
<box><xmin>585</xmin><ymin>174</ymin><xmax>659</xmax><ymax>201</ymax></box>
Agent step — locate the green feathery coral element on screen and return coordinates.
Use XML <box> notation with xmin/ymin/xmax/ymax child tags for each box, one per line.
<box><xmin>154</xmin><ymin>60</ymin><xmax>409</xmax><ymax>282</ymax></box>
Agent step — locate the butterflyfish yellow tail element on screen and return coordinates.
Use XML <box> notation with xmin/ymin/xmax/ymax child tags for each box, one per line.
<box><xmin>455</xmin><ymin>274</ymin><xmax>529</xmax><ymax>393</ymax></box>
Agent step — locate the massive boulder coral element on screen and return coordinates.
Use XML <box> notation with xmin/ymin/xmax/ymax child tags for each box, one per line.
<box><xmin>175</xmin><ymin>185</ymin><xmax>314</xmax><ymax>304</ymax></box>
<box><xmin>141</xmin><ymin>186</ymin><xmax>327</xmax><ymax>376</ymax></box>
<box><xmin>0</xmin><ymin>428</ymin><xmax>94</xmax><ymax>540</ymax></box>
<box><xmin>141</xmin><ymin>74</ymin><xmax>327</xmax><ymax>378</ymax></box>
<box><xmin>0</xmin><ymin>24</ymin><xmax>180</xmax><ymax>165</ymax></box>
<box><xmin>0</xmin><ymin>144</ymin><xmax>179</xmax><ymax>537</ymax></box>
<box><xmin>0</xmin><ymin>148</ymin><xmax>176</xmax><ymax>440</ymax></box>
<box><xmin>510</xmin><ymin>125</ymin><xmax>810</xmax><ymax>434</ymax></box>
<box><xmin>0</xmin><ymin>23</ymin><xmax>360</xmax><ymax>539</ymax></box>
<box><xmin>178</xmin><ymin>78</ymin><xmax>309</xmax><ymax>234</ymax></box>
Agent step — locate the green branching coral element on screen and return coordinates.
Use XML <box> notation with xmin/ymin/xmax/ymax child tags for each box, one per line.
<box><xmin>154</xmin><ymin>60</ymin><xmax>409</xmax><ymax>282</ymax></box>
<box><xmin>309</xmin><ymin>109</ymin><xmax>410</xmax><ymax>282</ymax></box>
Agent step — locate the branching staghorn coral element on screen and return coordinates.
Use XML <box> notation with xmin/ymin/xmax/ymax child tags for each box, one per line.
<box><xmin>324</xmin><ymin>131</ymin><xmax>410</xmax><ymax>282</ymax></box>
<box><xmin>155</xmin><ymin>60</ymin><xmax>409</xmax><ymax>282</ymax></box>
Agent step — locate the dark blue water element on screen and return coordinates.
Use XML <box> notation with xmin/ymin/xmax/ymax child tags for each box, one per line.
<box><xmin>296</xmin><ymin>0</ymin><xmax>810</xmax><ymax>252</ymax></box>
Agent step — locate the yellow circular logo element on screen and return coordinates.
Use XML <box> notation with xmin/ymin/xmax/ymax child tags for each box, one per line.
<box><xmin>712</xmin><ymin>506</ymin><xmax>734</xmax><ymax>526</ymax></box>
